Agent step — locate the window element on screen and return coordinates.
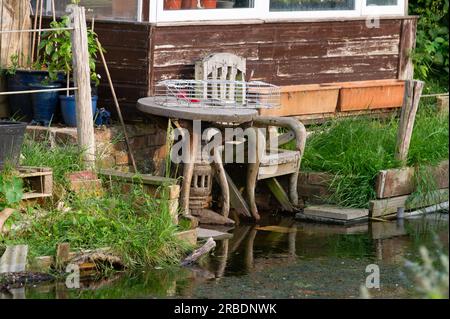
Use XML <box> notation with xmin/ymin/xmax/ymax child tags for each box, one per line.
<box><xmin>362</xmin><ymin>0</ymin><xmax>404</xmax><ymax>15</ymax></box>
<box><xmin>32</xmin><ymin>0</ymin><xmax>143</xmax><ymax>22</ymax></box>
<box><xmin>32</xmin><ymin>0</ymin><xmax>406</xmax><ymax>23</ymax></box>
<box><xmin>269</xmin><ymin>0</ymin><xmax>356</xmax><ymax>12</ymax></box>
<box><xmin>153</xmin><ymin>0</ymin><xmax>406</xmax><ymax>22</ymax></box>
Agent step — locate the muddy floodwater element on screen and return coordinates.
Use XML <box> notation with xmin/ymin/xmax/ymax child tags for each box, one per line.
<box><xmin>5</xmin><ymin>213</ymin><xmax>448</xmax><ymax>299</ymax></box>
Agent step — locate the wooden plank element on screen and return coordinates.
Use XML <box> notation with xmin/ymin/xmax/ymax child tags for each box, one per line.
<box><xmin>259</xmin><ymin>84</ymin><xmax>339</xmax><ymax>117</ymax></box>
<box><xmin>99</xmin><ymin>169</ymin><xmax>177</xmax><ymax>186</ymax></box>
<box><xmin>56</xmin><ymin>243</ymin><xmax>70</xmax><ymax>268</ymax></box>
<box><xmin>395</xmin><ymin>80</ymin><xmax>425</xmax><ymax>164</ymax></box>
<box><xmin>303</xmin><ymin>205</ymin><xmax>368</xmax><ymax>221</ymax></box>
<box><xmin>225</xmin><ymin>171</ymin><xmax>252</xmax><ymax>218</ymax></box>
<box><xmin>265</xmin><ymin>178</ymin><xmax>294</xmax><ymax>212</ymax></box>
<box><xmin>369</xmin><ymin>188</ymin><xmax>449</xmax><ymax>217</ymax></box>
<box><xmin>437</xmin><ymin>95</ymin><xmax>449</xmax><ymax>113</ymax></box>
<box><xmin>398</xmin><ymin>18</ymin><xmax>417</xmax><ymax>80</ymax></box>
<box><xmin>376</xmin><ymin>160</ymin><xmax>449</xmax><ymax>198</ymax></box>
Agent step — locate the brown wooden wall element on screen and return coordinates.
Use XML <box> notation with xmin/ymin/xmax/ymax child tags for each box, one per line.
<box><xmin>42</xmin><ymin>16</ymin><xmax>417</xmax><ymax>122</ymax></box>
<box><xmin>94</xmin><ymin>20</ymin><xmax>152</xmax><ymax>120</ymax></box>
<box><xmin>151</xmin><ymin>17</ymin><xmax>417</xmax><ymax>90</ymax></box>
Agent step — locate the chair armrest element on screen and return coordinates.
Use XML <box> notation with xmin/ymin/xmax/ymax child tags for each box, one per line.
<box><xmin>253</xmin><ymin>116</ymin><xmax>307</xmax><ymax>156</ymax></box>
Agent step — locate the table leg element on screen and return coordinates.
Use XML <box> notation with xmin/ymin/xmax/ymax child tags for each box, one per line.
<box><xmin>180</xmin><ymin>124</ymin><xmax>200</xmax><ymax>216</ymax></box>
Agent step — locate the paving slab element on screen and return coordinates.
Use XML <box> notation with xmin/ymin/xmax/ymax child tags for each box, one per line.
<box><xmin>303</xmin><ymin>205</ymin><xmax>369</xmax><ymax>221</ymax></box>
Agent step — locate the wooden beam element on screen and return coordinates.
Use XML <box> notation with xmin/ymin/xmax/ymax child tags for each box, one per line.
<box><xmin>398</xmin><ymin>18</ymin><xmax>417</xmax><ymax>80</ymax></box>
<box><xmin>369</xmin><ymin>188</ymin><xmax>449</xmax><ymax>217</ymax></box>
<box><xmin>225</xmin><ymin>171</ymin><xmax>252</xmax><ymax>218</ymax></box>
<box><xmin>395</xmin><ymin>80</ymin><xmax>424</xmax><ymax>165</ymax></box>
<box><xmin>69</xmin><ymin>5</ymin><xmax>96</xmax><ymax>169</ymax></box>
<box><xmin>265</xmin><ymin>178</ymin><xmax>294</xmax><ymax>212</ymax></box>
<box><xmin>376</xmin><ymin>160</ymin><xmax>449</xmax><ymax>199</ymax></box>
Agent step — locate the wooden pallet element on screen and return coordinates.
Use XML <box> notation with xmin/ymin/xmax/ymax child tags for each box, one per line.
<box><xmin>18</xmin><ymin>166</ymin><xmax>53</xmax><ymax>200</ymax></box>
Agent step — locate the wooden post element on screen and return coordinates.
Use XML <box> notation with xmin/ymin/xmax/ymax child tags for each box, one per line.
<box><xmin>395</xmin><ymin>80</ymin><xmax>424</xmax><ymax>165</ymax></box>
<box><xmin>69</xmin><ymin>5</ymin><xmax>96</xmax><ymax>169</ymax></box>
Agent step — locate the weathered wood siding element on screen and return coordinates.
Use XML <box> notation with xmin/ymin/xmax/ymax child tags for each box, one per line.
<box><xmin>151</xmin><ymin>18</ymin><xmax>416</xmax><ymax>92</ymax></box>
<box><xmin>42</xmin><ymin>16</ymin><xmax>417</xmax><ymax>122</ymax></box>
<box><xmin>95</xmin><ymin>21</ymin><xmax>152</xmax><ymax>120</ymax></box>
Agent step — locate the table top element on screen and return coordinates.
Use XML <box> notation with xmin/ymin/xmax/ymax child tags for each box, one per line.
<box><xmin>137</xmin><ymin>97</ymin><xmax>259</xmax><ymax>123</ymax></box>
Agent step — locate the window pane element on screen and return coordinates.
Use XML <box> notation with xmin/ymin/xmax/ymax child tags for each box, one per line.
<box><xmin>270</xmin><ymin>0</ymin><xmax>355</xmax><ymax>11</ymax></box>
<box><xmin>164</xmin><ymin>0</ymin><xmax>254</xmax><ymax>10</ymax></box>
<box><xmin>366</xmin><ymin>0</ymin><xmax>398</xmax><ymax>5</ymax></box>
<box><xmin>31</xmin><ymin>0</ymin><xmax>139</xmax><ymax>21</ymax></box>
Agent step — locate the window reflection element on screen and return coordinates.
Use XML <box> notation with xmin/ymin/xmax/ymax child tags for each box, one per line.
<box><xmin>270</xmin><ymin>0</ymin><xmax>355</xmax><ymax>11</ymax></box>
<box><xmin>31</xmin><ymin>0</ymin><xmax>139</xmax><ymax>21</ymax></box>
<box><xmin>164</xmin><ymin>0</ymin><xmax>254</xmax><ymax>10</ymax></box>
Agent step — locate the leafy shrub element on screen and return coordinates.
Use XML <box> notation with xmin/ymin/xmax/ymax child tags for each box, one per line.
<box><xmin>410</xmin><ymin>0</ymin><xmax>449</xmax><ymax>86</ymax></box>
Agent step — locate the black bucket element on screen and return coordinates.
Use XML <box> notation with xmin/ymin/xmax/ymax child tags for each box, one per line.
<box><xmin>0</xmin><ymin>121</ymin><xmax>27</xmax><ymax>169</ymax></box>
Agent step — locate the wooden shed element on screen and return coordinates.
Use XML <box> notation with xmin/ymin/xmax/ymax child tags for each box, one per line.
<box><xmin>36</xmin><ymin>0</ymin><xmax>416</xmax><ymax>122</ymax></box>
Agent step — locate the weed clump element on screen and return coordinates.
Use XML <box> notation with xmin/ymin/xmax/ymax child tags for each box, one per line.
<box><xmin>301</xmin><ymin>102</ymin><xmax>449</xmax><ymax>208</ymax></box>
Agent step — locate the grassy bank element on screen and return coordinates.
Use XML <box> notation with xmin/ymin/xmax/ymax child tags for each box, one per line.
<box><xmin>1</xmin><ymin>136</ymin><xmax>190</xmax><ymax>270</ymax></box>
<box><xmin>300</xmin><ymin>100</ymin><xmax>449</xmax><ymax>208</ymax></box>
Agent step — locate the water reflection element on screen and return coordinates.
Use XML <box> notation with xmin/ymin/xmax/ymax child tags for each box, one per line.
<box><xmin>5</xmin><ymin>213</ymin><xmax>448</xmax><ymax>299</ymax></box>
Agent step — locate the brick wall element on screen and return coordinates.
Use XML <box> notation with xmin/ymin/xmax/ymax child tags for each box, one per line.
<box><xmin>26</xmin><ymin>124</ymin><xmax>168</xmax><ymax>174</ymax></box>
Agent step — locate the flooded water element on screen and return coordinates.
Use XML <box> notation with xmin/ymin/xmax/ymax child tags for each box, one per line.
<box><xmin>4</xmin><ymin>213</ymin><xmax>448</xmax><ymax>299</ymax></box>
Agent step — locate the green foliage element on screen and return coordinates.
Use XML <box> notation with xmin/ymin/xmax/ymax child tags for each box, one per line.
<box><xmin>410</xmin><ymin>0</ymin><xmax>449</xmax><ymax>86</ymax></box>
<box><xmin>20</xmin><ymin>135</ymin><xmax>85</xmax><ymax>188</ymax></box>
<box><xmin>5</xmin><ymin>54</ymin><xmax>20</xmax><ymax>76</ymax></box>
<box><xmin>2</xmin><ymin>181</ymin><xmax>189</xmax><ymax>269</ymax></box>
<box><xmin>1</xmin><ymin>135</ymin><xmax>189</xmax><ymax>269</ymax></box>
<box><xmin>37</xmin><ymin>16</ymin><xmax>103</xmax><ymax>86</ymax></box>
<box><xmin>0</xmin><ymin>167</ymin><xmax>23</xmax><ymax>210</ymax></box>
<box><xmin>300</xmin><ymin>101</ymin><xmax>449</xmax><ymax>208</ymax></box>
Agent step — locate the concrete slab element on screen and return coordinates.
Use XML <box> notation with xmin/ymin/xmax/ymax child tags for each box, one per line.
<box><xmin>303</xmin><ymin>205</ymin><xmax>369</xmax><ymax>221</ymax></box>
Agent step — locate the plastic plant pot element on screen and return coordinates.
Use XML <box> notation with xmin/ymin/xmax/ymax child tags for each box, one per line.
<box><xmin>202</xmin><ymin>0</ymin><xmax>217</xmax><ymax>8</ymax></box>
<box><xmin>60</xmin><ymin>95</ymin><xmax>98</xmax><ymax>127</ymax></box>
<box><xmin>164</xmin><ymin>0</ymin><xmax>182</xmax><ymax>9</ymax></box>
<box><xmin>29</xmin><ymin>82</ymin><xmax>62</xmax><ymax>125</ymax></box>
<box><xmin>6</xmin><ymin>70</ymin><xmax>49</xmax><ymax>122</ymax></box>
<box><xmin>0</xmin><ymin>121</ymin><xmax>27</xmax><ymax>169</ymax></box>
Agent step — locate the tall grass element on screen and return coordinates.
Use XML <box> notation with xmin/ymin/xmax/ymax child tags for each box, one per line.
<box><xmin>1</xmin><ymin>135</ymin><xmax>190</xmax><ymax>269</ymax></box>
<box><xmin>2</xmin><ymin>182</ymin><xmax>189</xmax><ymax>269</ymax></box>
<box><xmin>20</xmin><ymin>135</ymin><xmax>85</xmax><ymax>188</ymax></box>
<box><xmin>301</xmin><ymin>102</ymin><xmax>449</xmax><ymax>208</ymax></box>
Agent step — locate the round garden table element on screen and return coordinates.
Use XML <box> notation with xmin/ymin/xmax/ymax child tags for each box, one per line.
<box><xmin>137</xmin><ymin>97</ymin><xmax>259</xmax><ymax>221</ymax></box>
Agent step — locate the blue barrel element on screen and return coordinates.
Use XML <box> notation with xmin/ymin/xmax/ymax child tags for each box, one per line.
<box><xmin>60</xmin><ymin>95</ymin><xmax>98</xmax><ymax>127</ymax></box>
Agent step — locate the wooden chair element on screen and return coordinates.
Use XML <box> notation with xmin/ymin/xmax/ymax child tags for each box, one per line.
<box><xmin>195</xmin><ymin>53</ymin><xmax>307</xmax><ymax>221</ymax></box>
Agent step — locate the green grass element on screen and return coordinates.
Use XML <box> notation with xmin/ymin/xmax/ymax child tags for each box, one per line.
<box><xmin>299</xmin><ymin>101</ymin><xmax>449</xmax><ymax>208</ymax></box>
<box><xmin>1</xmin><ymin>181</ymin><xmax>190</xmax><ymax>269</ymax></box>
<box><xmin>20</xmin><ymin>135</ymin><xmax>85</xmax><ymax>188</ymax></box>
<box><xmin>1</xmin><ymin>136</ymin><xmax>191</xmax><ymax>270</ymax></box>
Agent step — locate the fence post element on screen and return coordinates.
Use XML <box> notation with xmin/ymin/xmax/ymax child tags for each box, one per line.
<box><xmin>68</xmin><ymin>5</ymin><xmax>95</xmax><ymax>169</ymax></box>
<box><xmin>395</xmin><ymin>80</ymin><xmax>425</xmax><ymax>165</ymax></box>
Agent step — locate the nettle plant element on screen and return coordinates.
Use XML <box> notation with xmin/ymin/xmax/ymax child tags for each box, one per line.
<box><xmin>37</xmin><ymin>15</ymin><xmax>103</xmax><ymax>87</ymax></box>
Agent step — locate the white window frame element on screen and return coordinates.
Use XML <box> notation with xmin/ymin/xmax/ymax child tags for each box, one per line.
<box><xmin>152</xmin><ymin>0</ymin><xmax>406</xmax><ymax>23</ymax></box>
<box><xmin>361</xmin><ymin>0</ymin><xmax>405</xmax><ymax>16</ymax></box>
